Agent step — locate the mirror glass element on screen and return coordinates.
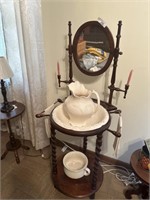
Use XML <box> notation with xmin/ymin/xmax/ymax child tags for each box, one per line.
<box><xmin>73</xmin><ymin>21</ymin><xmax>114</xmax><ymax>76</ymax></box>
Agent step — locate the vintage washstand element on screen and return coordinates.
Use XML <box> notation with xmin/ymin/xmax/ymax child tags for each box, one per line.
<box><xmin>36</xmin><ymin>19</ymin><xmax>131</xmax><ymax>199</ymax></box>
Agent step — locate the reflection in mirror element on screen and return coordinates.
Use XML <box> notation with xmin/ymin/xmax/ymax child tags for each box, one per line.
<box><xmin>73</xmin><ymin>21</ymin><xmax>114</xmax><ymax>76</ymax></box>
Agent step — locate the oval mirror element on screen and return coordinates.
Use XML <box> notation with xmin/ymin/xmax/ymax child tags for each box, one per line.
<box><xmin>73</xmin><ymin>21</ymin><xmax>114</xmax><ymax>76</ymax></box>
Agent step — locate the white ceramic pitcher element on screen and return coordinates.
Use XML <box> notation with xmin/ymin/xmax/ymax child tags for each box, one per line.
<box><xmin>63</xmin><ymin>81</ymin><xmax>100</xmax><ymax>127</ymax></box>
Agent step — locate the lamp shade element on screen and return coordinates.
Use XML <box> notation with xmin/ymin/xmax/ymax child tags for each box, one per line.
<box><xmin>0</xmin><ymin>56</ymin><xmax>14</xmax><ymax>79</ymax></box>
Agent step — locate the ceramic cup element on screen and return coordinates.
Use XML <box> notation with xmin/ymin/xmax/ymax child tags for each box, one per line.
<box><xmin>63</xmin><ymin>151</ymin><xmax>90</xmax><ymax>179</ymax></box>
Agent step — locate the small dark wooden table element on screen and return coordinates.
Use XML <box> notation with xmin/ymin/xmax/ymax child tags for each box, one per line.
<box><xmin>124</xmin><ymin>149</ymin><xmax>150</xmax><ymax>199</ymax></box>
<box><xmin>50</xmin><ymin>110</ymin><xmax>111</xmax><ymax>199</ymax></box>
<box><xmin>1</xmin><ymin>101</ymin><xmax>29</xmax><ymax>164</ymax></box>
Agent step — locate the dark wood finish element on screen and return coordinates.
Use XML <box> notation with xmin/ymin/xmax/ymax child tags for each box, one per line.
<box><xmin>50</xmin><ymin>110</ymin><xmax>111</xmax><ymax>199</ymax></box>
<box><xmin>124</xmin><ymin>149</ymin><xmax>149</xmax><ymax>199</ymax></box>
<box><xmin>58</xmin><ymin>22</ymin><xmax>74</xmax><ymax>87</ymax></box>
<box><xmin>0</xmin><ymin>101</ymin><xmax>29</xmax><ymax>164</ymax></box>
<box><xmin>108</xmin><ymin>21</ymin><xmax>123</xmax><ymax>104</ymax></box>
<box><xmin>72</xmin><ymin>21</ymin><xmax>114</xmax><ymax>76</ymax></box>
<box><xmin>100</xmin><ymin>100</ymin><xmax>117</xmax><ymax>112</ymax></box>
<box><xmin>131</xmin><ymin>150</ymin><xmax>149</xmax><ymax>185</ymax></box>
<box><xmin>51</xmin><ymin>126</ymin><xmax>57</xmax><ymax>174</ymax></box>
<box><xmin>92</xmin><ymin>134</ymin><xmax>103</xmax><ymax>190</ymax></box>
<box><xmin>68</xmin><ymin>21</ymin><xmax>73</xmax><ymax>83</ymax></box>
<box><xmin>83</xmin><ymin>136</ymin><xmax>88</xmax><ymax>154</ymax></box>
<box><xmin>50</xmin><ymin>112</ymin><xmax>111</xmax><ymax>137</ymax></box>
<box><xmin>57</xmin><ymin>20</ymin><xmax>129</xmax><ymax>114</ymax></box>
<box><xmin>52</xmin><ymin>154</ymin><xmax>103</xmax><ymax>199</ymax></box>
<box><xmin>107</xmin><ymin>21</ymin><xmax>129</xmax><ymax>103</ymax></box>
<box><xmin>1</xmin><ymin>80</ymin><xmax>14</xmax><ymax>113</ymax></box>
<box><xmin>0</xmin><ymin>101</ymin><xmax>25</xmax><ymax>120</ymax></box>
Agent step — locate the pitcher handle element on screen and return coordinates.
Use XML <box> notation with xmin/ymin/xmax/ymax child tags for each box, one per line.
<box><xmin>92</xmin><ymin>90</ymin><xmax>100</xmax><ymax>106</ymax></box>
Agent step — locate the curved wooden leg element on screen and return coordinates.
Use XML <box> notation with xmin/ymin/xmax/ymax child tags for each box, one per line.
<box><xmin>1</xmin><ymin>149</ymin><xmax>8</xmax><ymax>160</ymax></box>
<box><xmin>90</xmin><ymin>193</ymin><xmax>95</xmax><ymax>199</ymax></box>
<box><xmin>124</xmin><ymin>186</ymin><xmax>134</xmax><ymax>199</ymax></box>
<box><xmin>21</xmin><ymin>145</ymin><xmax>30</xmax><ymax>150</ymax></box>
<box><xmin>14</xmin><ymin>150</ymin><xmax>20</xmax><ymax>164</ymax></box>
<box><xmin>124</xmin><ymin>184</ymin><xmax>149</xmax><ymax>199</ymax></box>
<box><xmin>141</xmin><ymin>184</ymin><xmax>149</xmax><ymax>199</ymax></box>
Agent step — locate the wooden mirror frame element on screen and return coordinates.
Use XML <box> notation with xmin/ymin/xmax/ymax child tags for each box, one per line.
<box><xmin>72</xmin><ymin>21</ymin><xmax>115</xmax><ymax>76</ymax></box>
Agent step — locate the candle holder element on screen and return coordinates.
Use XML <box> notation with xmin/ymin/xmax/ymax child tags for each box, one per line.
<box><xmin>124</xmin><ymin>84</ymin><xmax>129</xmax><ymax>98</ymax></box>
<box><xmin>57</xmin><ymin>22</ymin><xmax>73</xmax><ymax>88</ymax></box>
<box><xmin>57</xmin><ymin>75</ymin><xmax>73</xmax><ymax>87</ymax></box>
<box><xmin>108</xmin><ymin>83</ymin><xmax>130</xmax><ymax>103</ymax></box>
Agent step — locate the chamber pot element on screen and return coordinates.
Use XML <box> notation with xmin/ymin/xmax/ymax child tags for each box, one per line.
<box><xmin>63</xmin><ymin>151</ymin><xmax>90</xmax><ymax>179</ymax></box>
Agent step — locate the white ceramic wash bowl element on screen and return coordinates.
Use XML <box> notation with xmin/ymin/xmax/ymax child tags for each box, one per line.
<box><xmin>52</xmin><ymin>103</ymin><xmax>109</xmax><ymax>131</ymax></box>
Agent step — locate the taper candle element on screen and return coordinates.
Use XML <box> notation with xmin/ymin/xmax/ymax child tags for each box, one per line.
<box><xmin>57</xmin><ymin>62</ymin><xmax>60</xmax><ymax>75</ymax></box>
<box><xmin>126</xmin><ymin>69</ymin><xmax>133</xmax><ymax>86</ymax></box>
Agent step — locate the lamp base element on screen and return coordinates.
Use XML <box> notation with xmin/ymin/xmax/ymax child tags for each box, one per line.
<box><xmin>1</xmin><ymin>102</ymin><xmax>14</xmax><ymax>113</ymax></box>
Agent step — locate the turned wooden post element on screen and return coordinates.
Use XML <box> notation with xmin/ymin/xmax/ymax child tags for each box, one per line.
<box><xmin>83</xmin><ymin>136</ymin><xmax>88</xmax><ymax>154</ymax></box>
<box><xmin>92</xmin><ymin>134</ymin><xmax>103</xmax><ymax>190</ymax></box>
<box><xmin>51</xmin><ymin>126</ymin><xmax>57</xmax><ymax>174</ymax></box>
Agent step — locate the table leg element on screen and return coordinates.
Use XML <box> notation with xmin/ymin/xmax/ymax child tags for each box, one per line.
<box><xmin>2</xmin><ymin>119</ymin><xmax>28</xmax><ymax>164</ymax></box>
<box><xmin>124</xmin><ymin>183</ymin><xmax>149</xmax><ymax>199</ymax></box>
<box><xmin>14</xmin><ymin>150</ymin><xmax>20</xmax><ymax>164</ymax></box>
<box><xmin>83</xmin><ymin>136</ymin><xmax>87</xmax><ymax>154</ymax></box>
<box><xmin>1</xmin><ymin>149</ymin><xmax>8</xmax><ymax>160</ymax></box>
<box><xmin>20</xmin><ymin>115</ymin><xmax>30</xmax><ymax>151</ymax></box>
<box><xmin>90</xmin><ymin>193</ymin><xmax>95</xmax><ymax>199</ymax></box>
<box><xmin>51</xmin><ymin>125</ymin><xmax>57</xmax><ymax>174</ymax></box>
<box><xmin>7</xmin><ymin>119</ymin><xmax>16</xmax><ymax>145</ymax></box>
<box><xmin>91</xmin><ymin>134</ymin><xmax>103</xmax><ymax>190</ymax></box>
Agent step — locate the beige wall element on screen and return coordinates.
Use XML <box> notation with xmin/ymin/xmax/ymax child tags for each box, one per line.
<box><xmin>41</xmin><ymin>0</ymin><xmax>149</xmax><ymax>163</ymax></box>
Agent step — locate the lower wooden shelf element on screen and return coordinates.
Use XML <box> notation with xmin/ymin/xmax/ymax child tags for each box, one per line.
<box><xmin>52</xmin><ymin>154</ymin><xmax>103</xmax><ymax>198</ymax></box>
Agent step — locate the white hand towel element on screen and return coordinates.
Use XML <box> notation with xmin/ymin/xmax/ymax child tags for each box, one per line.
<box><xmin>113</xmin><ymin>114</ymin><xmax>122</xmax><ymax>157</ymax></box>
